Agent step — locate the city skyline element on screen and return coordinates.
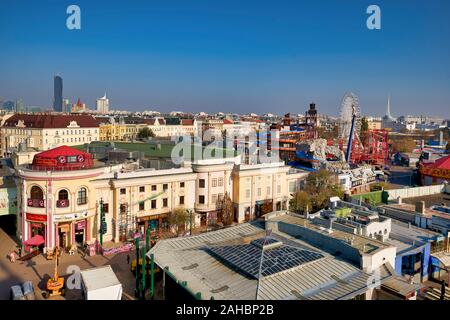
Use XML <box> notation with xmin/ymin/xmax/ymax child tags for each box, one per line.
<box><xmin>1</xmin><ymin>1</ymin><xmax>450</xmax><ymax>117</ymax></box>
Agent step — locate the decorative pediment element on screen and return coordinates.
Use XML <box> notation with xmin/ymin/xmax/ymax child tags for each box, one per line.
<box><xmin>16</xmin><ymin>120</ymin><xmax>26</xmax><ymax>128</ymax></box>
<box><xmin>67</xmin><ymin>121</ymin><xmax>80</xmax><ymax>128</ymax></box>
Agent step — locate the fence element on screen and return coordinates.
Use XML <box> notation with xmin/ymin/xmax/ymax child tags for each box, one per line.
<box><xmin>386</xmin><ymin>184</ymin><xmax>446</xmax><ymax>201</ymax></box>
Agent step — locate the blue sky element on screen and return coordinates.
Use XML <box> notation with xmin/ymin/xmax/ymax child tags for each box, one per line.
<box><xmin>0</xmin><ymin>0</ymin><xmax>449</xmax><ymax>117</ymax></box>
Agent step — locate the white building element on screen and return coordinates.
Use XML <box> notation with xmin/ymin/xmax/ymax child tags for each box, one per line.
<box><xmin>96</xmin><ymin>93</ymin><xmax>109</xmax><ymax>114</ymax></box>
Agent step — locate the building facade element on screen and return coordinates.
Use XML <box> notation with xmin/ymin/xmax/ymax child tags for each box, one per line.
<box><xmin>1</xmin><ymin>114</ymin><xmax>100</xmax><ymax>156</ymax></box>
<box><xmin>15</xmin><ymin>145</ymin><xmax>308</xmax><ymax>254</ymax></box>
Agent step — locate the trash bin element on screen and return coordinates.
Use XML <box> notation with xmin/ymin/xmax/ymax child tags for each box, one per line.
<box><xmin>10</xmin><ymin>285</ymin><xmax>25</xmax><ymax>300</ymax></box>
<box><xmin>22</xmin><ymin>281</ymin><xmax>35</xmax><ymax>300</ymax></box>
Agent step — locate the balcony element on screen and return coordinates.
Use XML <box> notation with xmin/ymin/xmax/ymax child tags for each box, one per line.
<box><xmin>27</xmin><ymin>198</ymin><xmax>45</xmax><ymax>208</ymax></box>
<box><xmin>56</xmin><ymin>199</ymin><xmax>70</xmax><ymax>208</ymax></box>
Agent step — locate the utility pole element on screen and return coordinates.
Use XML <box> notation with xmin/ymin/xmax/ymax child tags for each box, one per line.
<box><xmin>141</xmin><ymin>239</ymin><xmax>146</xmax><ymax>300</ymax></box>
<box><xmin>99</xmin><ymin>198</ymin><xmax>105</xmax><ymax>246</ymax></box>
<box><xmin>135</xmin><ymin>237</ymin><xmax>140</xmax><ymax>298</ymax></box>
<box><xmin>189</xmin><ymin>209</ymin><xmax>193</xmax><ymax>236</ymax></box>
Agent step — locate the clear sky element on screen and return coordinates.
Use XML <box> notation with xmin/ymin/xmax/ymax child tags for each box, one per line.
<box><xmin>0</xmin><ymin>0</ymin><xmax>449</xmax><ymax>117</ymax></box>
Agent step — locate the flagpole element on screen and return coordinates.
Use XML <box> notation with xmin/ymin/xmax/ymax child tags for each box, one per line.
<box><xmin>255</xmin><ymin>229</ymin><xmax>272</xmax><ymax>300</ymax></box>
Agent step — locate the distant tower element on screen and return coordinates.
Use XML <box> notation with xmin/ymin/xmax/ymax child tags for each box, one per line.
<box><xmin>386</xmin><ymin>95</ymin><xmax>391</xmax><ymax>118</ymax></box>
<box><xmin>305</xmin><ymin>102</ymin><xmax>319</xmax><ymax>139</ymax></box>
<box><xmin>383</xmin><ymin>95</ymin><xmax>395</xmax><ymax>122</ymax></box>
<box><xmin>53</xmin><ymin>75</ymin><xmax>63</xmax><ymax>112</ymax></box>
<box><xmin>96</xmin><ymin>93</ymin><xmax>109</xmax><ymax>114</ymax></box>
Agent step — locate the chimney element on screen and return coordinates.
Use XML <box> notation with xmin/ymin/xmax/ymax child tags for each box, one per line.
<box><xmin>415</xmin><ymin>201</ymin><xmax>425</xmax><ymax>215</ymax></box>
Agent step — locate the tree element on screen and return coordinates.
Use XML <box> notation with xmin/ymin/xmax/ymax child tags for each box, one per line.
<box><xmin>217</xmin><ymin>193</ymin><xmax>234</xmax><ymax>226</ymax></box>
<box><xmin>167</xmin><ymin>207</ymin><xmax>190</xmax><ymax>235</ymax></box>
<box><xmin>303</xmin><ymin>170</ymin><xmax>344</xmax><ymax>212</ymax></box>
<box><xmin>391</xmin><ymin>137</ymin><xmax>417</xmax><ymax>153</ymax></box>
<box><xmin>289</xmin><ymin>191</ymin><xmax>311</xmax><ymax>214</ymax></box>
<box><xmin>137</xmin><ymin>127</ymin><xmax>155</xmax><ymax>139</ymax></box>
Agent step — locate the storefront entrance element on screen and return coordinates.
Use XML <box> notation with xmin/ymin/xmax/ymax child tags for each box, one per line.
<box><xmin>58</xmin><ymin>224</ymin><xmax>70</xmax><ymax>249</ymax></box>
<box><xmin>74</xmin><ymin>220</ymin><xmax>86</xmax><ymax>244</ymax></box>
<box><xmin>30</xmin><ymin>223</ymin><xmax>45</xmax><ymax>237</ymax></box>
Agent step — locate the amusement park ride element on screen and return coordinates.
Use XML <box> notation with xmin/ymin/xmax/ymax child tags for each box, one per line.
<box><xmin>338</xmin><ymin>92</ymin><xmax>389</xmax><ymax>166</ymax></box>
<box><xmin>267</xmin><ymin>93</ymin><xmax>389</xmax><ymax>166</ymax></box>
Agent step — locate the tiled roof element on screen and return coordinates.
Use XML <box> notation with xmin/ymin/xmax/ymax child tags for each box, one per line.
<box><xmin>3</xmin><ymin>114</ymin><xmax>99</xmax><ymax>128</ymax></box>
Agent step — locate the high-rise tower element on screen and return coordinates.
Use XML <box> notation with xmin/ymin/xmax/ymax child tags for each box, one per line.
<box><xmin>53</xmin><ymin>75</ymin><xmax>63</xmax><ymax>112</ymax></box>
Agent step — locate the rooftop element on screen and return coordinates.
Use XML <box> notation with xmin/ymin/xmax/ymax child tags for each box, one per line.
<box><xmin>149</xmin><ymin>221</ymin><xmax>394</xmax><ymax>300</ymax></box>
<box><xmin>268</xmin><ymin>212</ymin><xmax>392</xmax><ymax>255</ymax></box>
<box><xmin>2</xmin><ymin>113</ymin><xmax>99</xmax><ymax>128</ymax></box>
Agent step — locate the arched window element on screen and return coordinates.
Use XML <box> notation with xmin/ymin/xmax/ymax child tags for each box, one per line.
<box><xmin>57</xmin><ymin>190</ymin><xmax>69</xmax><ymax>208</ymax></box>
<box><xmin>29</xmin><ymin>186</ymin><xmax>44</xmax><ymax>208</ymax></box>
<box><xmin>77</xmin><ymin>187</ymin><xmax>87</xmax><ymax>205</ymax></box>
<box><xmin>58</xmin><ymin>190</ymin><xmax>69</xmax><ymax>200</ymax></box>
<box><xmin>30</xmin><ymin>186</ymin><xmax>43</xmax><ymax>200</ymax></box>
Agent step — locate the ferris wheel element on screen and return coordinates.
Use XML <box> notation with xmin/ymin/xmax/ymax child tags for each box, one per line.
<box><xmin>339</xmin><ymin>92</ymin><xmax>361</xmax><ymax>142</ymax></box>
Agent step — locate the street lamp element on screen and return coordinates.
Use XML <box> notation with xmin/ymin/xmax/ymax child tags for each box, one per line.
<box><xmin>188</xmin><ymin>209</ymin><xmax>193</xmax><ymax>236</ymax></box>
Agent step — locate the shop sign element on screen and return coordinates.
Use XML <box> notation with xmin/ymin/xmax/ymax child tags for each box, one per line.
<box><xmin>75</xmin><ymin>220</ymin><xmax>86</xmax><ymax>230</ymax></box>
<box><xmin>26</xmin><ymin>213</ymin><xmax>47</xmax><ymax>222</ymax></box>
<box><xmin>53</xmin><ymin>211</ymin><xmax>91</xmax><ymax>222</ymax></box>
<box><xmin>420</xmin><ymin>167</ymin><xmax>450</xmax><ymax>179</ymax></box>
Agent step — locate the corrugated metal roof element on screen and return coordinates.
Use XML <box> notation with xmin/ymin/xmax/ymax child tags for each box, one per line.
<box><xmin>149</xmin><ymin>222</ymin><xmax>393</xmax><ymax>300</ymax></box>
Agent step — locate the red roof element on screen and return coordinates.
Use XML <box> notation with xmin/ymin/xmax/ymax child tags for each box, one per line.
<box><xmin>32</xmin><ymin>146</ymin><xmax>94</xmax><ymax>171</ymax></box>
<box><xmin>35</xmin><ymin>145</ymin><xmax>90</xmax><ymax>158</ymax></box>
<box><xmin>424</xmin><ymin>155</ymin><xmax>450</xmax><ymax>170</ymax></box>
<box><xmin>181</xmin><ymin>119</ymin><xmax>194</xmax><ymax>125</ymax></box>
<box><xmin>3</xmin><ymin>114</ymin><xmax>99</xmax><ymax>128</ymax></box>
<box><xmin>223</xmin><ymin>119</ymin><xmax>233</xmax><ymax>124</ymax></box>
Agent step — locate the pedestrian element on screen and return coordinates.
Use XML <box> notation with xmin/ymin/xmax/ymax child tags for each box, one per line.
<box><xmin>18</xmin><ymin>247</ymin><xmax>22</xmax><ymax>258</ymax></box>
<box><xmin>127</xmin><ymin>254</ymin><xmax>130</xmax><ymax>265</ymax></box>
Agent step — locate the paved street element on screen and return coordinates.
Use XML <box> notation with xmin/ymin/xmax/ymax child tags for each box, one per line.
<box><xmin>0</xmin><ymin>228</ymin><xmax>137</xmax><ymax>300</ymax></box>
<box><xmin>388</xmin><ymin>165</ymin><xmax>416</xmax><ymax>188</ymax></box>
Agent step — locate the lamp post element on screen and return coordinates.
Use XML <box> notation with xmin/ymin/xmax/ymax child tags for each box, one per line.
<box><xmin>99</xmin><ymin>198</ymin><xmax>105</xmax><ymax>246</ymax></box>
<box><xmin>189</xmin><ymin>209</ymin><xmax>193</xmax><ymax>236</ymax></box>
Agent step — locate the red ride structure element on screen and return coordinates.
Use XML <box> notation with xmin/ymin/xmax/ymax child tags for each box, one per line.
<box><xmin>340</xmin><ymin>129</ymin><xmax>389</xmax><ymax>165</ymax></box>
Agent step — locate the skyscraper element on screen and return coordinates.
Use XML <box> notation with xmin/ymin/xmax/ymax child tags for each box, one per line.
<box><xmin>53</xmin><ymin>75</ymin><xmax>63</xmax><ymax>112</ymax></box>
<box><xmin>96</xmin><ymin>93</ymin><xmax>109</xmax><ymax>114</ymax></box>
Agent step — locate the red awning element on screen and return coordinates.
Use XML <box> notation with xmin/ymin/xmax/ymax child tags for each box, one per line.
<box><xmin>23</xmin><ymin>235</ymin><xmax>45</xmax><ymax>250</ymax></box>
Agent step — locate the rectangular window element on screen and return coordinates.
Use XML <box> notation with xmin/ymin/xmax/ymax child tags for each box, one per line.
<box><xmin>103</xmin><ymin>203</ymin><xmax>109</xmax><ymax>213</ymax></box>
<box><xmin>218</xmin><ymin>177</ymin><xmax>223</xmax><ymax>186</ymax></box>
<box><xmin>163</xmin><ymin>198</ymin><xmax>168</xmax><ymax>207</ymax></box>
<box><xmin>277</xmin><ymin>185</ymin><xmax>281</xmax><ymax>194</ymax></box>
<box><xmin>139</xmin><ymin>186</ymin><xmax>145</xmax><ymax>193</ymax></box>
<box><xmin>212</xmin><ymin>178</ymin><xmax>217</xmax><ymax>187</ymax></box>
<box><xmin>199</xmin><ymin>179</ymin><xmax>205</xmax><ymax>188</ymax></box>
<box><xmin>218</xmin><ymin>193</ymin><xmax>223</xmax><ymax>202</ymax></box>
<box><xmin>163</xmin><ymin>184</ymin><xmax>168</xmax><ymax>191</ymax></box>
<box><xmin>257</xmin><ymin>188</ymin><xmax>261</xmax><ymax>196</ymax></box>
<box><xmin>151</xmin><ymin>200</ymin><xmax>157</xmax><ymax>209</ymax></box>
<box><xmin>180</xmin><ymin>182</ymin><xmax>185</xmax><ymax>188</ymax></box>
<box><xmin>199</xmin><ymin>195</ymin><xmax>205</xmax><ymax>204</ymax></box>
<box><xmin>120</xmin><ymin>204</ymin><xmax>127</xmax><ymax>214</ymax></box>
<box><xmin>139</xmin><ymin>202</ymin><xmax>145</xmax><ymax>211</ymax></box>
<box><xmin>246</xmin><ymin>189</ymin><xmax>251</xmax><ymax>198</ymax></box>
<box><xmin>120</xmin><ymin>188</ymin><xmax>126</xmax><ymax>195</ymax></box>
<box><xmin>151</xmin><ymin>185</ymin><xmax>157</xmax><ymax>192</ymax></box>
<box><xmin>179</xmin><ymin>196</ymin><xmax>185</xmax><ymax>205</ymax></box>
<box><xmin>267</xmin><ymin>187</ymin><xmax>271</xmax><ymax>195</ymax></box>
<box><xmin>212</xmin><ymin>194</ymin><xmax>217</xmax><ymax>204</ymax></box>
<box><xmin>289</xmin><ymin>182</ymin><xmax>296</xmax><ymax>193</ymax></box>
